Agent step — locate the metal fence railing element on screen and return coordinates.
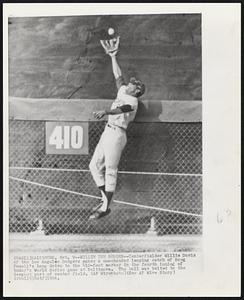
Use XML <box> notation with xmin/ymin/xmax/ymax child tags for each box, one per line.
<box><xmin>9</xmin><ymin>120</ymin><xmax>202</xmax><ymax>235</ymax></box>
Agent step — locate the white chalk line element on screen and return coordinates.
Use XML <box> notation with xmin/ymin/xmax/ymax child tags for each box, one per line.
<box><xmin>9</xmin><ymin>176</ymin><xmax>202</xmax><ymax>218</ymax></box>
<box><xmin>10</xmin><ymin>176</ymin><xmax>100</xmax><ymax>200</ymax></box>
<box><xmin>9</xmin><ymin>166</ymin><xmax>202</xmax><ymax>177</ymax></box>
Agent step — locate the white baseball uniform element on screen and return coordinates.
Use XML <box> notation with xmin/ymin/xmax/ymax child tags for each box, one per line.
<box><xmin>89</xmin><ymin>77</ymin><xmax>138</xmax><ymax>192</ymax></box>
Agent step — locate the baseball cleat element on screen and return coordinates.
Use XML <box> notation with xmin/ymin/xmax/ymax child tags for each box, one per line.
<box><xmin>91</xmin><ymin>190</ymin><xmax>108</xmax><ymax>212</ymax></box>
<box><xmin>99</xmin><ymin>190</ymin><xmax>108</xmax><ymax>211</ymax></box>
<box><xmin>89</xmin><ymin>208</ymin><xmax>111</xmax><ymax>220</ymax></box>
<box><xmin>91</xmin><ymin>201</ymin><xmax>103</xmax><ymax>212</ymax></box>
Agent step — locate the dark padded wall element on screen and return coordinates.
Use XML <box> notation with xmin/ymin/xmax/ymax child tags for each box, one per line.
<box><xmin>9</xmin><ymin>14</ymin><xmax>201</xmax><ymax>100</ymax></box>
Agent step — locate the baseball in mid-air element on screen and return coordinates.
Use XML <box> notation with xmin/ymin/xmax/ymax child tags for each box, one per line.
<box><xmin>108</xmin><ymin>27</ymin><xmax>115</xmax><ymax>35</ymax></box>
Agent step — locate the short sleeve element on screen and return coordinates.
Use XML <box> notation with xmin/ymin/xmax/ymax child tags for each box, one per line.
<box><xmin>123</xmin><ymin>97</ymin><xmax>138</xmax><ymax>110</ymax></box>
<box><xmin>116</xmin><ymin>76</ymin><xmax>126</xmax><ymax>90</ymax></box>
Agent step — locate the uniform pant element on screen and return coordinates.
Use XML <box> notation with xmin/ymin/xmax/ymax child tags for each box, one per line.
<box><xmin>89</xmin><ymin>124</ymin><xmax>127</xmax><ymax>192</ymax></box>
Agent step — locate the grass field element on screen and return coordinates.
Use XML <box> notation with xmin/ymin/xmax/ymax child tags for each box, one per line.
<box><xmin>9</xmin><ymin>232</ymin><xmax>202</xmax><ymax>253</ymax></box>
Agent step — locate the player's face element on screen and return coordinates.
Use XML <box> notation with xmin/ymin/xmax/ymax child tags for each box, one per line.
<box><xmin>125</xmin><ymin>83</ymin><xmax>137</xmax><ymax>96</ymax></box>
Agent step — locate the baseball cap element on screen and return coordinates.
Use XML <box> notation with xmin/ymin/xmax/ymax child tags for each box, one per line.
<box><xmin>129</xmin><ymin>77</ymin><xmax>145</xmax><ymax>97</ymax></box>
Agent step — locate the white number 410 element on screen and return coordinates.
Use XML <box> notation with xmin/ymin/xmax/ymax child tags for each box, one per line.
<box><xmin>49</xmin><ymin>125</ymin><xmax>83</xmax><ymax>149</ymax></box>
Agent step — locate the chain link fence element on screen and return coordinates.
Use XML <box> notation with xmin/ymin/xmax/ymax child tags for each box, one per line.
<box><xmin>9</xmin><ymin>120</ymin><xmax>202</xmax><ymax>235</ymax></box>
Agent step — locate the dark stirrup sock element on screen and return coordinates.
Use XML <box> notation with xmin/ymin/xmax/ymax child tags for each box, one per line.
<box><xmin>98</xmin><ymin>185</ymin><xmax>105</xmax><ymax>193</ymax></box>
<box><xmin>105</xmin><ymin>191</ymin><xmax>114</xmax><ymax>206</ymax></box>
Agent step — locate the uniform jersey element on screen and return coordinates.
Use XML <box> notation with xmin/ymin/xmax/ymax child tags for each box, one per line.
<box><xmin>108</xmin><ymin>76</ymin><xmax>138</xmax><ymax>130</ymax></box>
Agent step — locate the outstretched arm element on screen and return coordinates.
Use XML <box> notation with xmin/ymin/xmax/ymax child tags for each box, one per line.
<box><xmin>110</xmin><ymin>55</ymin><xmax>122</xmax><ymax>79</ymax></box>
<box><xmin>94</xmin><ymin>37</ymin><xmax>132</xmax><ymax>119</ymax></box>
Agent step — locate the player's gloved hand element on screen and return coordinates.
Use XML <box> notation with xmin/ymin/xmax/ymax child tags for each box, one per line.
<box><xmin>100</xmin><ymin>36</ymin><xmax>120</xmax><ymax>56</ymax></box>
<box><xmin>93</xmin><ymin>110</ymin><xmax>106</xmax><ymax>120</ymax></box>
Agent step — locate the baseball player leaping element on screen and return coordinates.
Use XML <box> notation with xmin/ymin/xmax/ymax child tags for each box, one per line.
<box><xmin>89</xmin><ymin>36</ymin><xmax>145</xmax><ymax>219</ymax></box>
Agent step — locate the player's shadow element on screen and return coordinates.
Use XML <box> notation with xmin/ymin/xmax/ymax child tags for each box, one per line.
<box><xmin>129</xmin><ymin>99</ymin><xmax>176</xmax><ymax>173</ymax></box>
<box><xmin>119</xmin><ymin>100</ymin><xmax>176</xmax><ymax>195</ymax></box>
